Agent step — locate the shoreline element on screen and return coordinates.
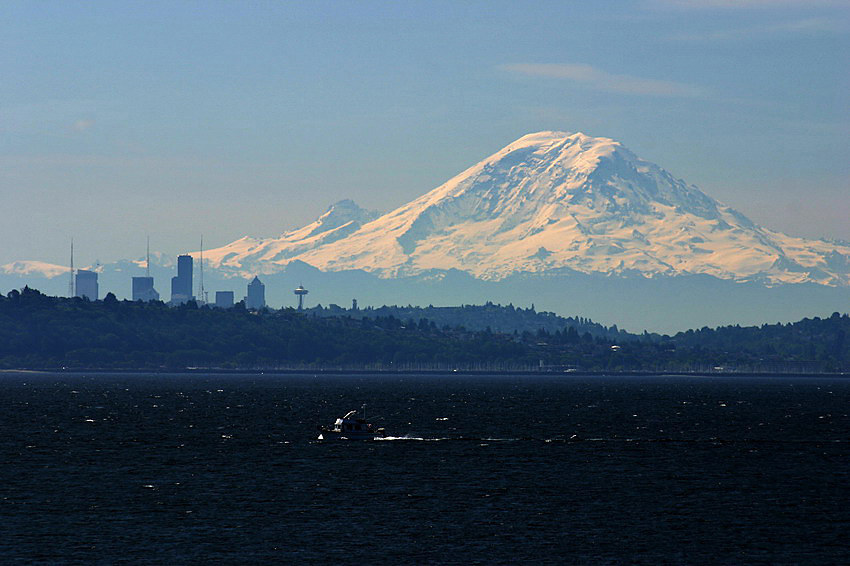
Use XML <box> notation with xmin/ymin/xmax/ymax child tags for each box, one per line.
<box><xmin>1</xmin><ymin>368</ymin><xmax>848</xmax><ymax>378</ymax></box>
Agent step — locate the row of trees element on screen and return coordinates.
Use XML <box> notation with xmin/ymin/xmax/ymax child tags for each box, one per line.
<box><xmin>1</xmin><ymin>287</ymin><xmax>848</xmax><ymax>372</ymax></box>
<box><xmin>307</xmin><ymin>301</ymin><xmax>625</xmax><ymax>338</ymax></box>
<box><xmin>0</xmin><ymin>288</ymin><xmax>531</xmax><ymax>369</ymax></box>
<box><xmin>666</xmin><ymin>313</ymin><xmax>850</xmax><ymax>372</ymax></box>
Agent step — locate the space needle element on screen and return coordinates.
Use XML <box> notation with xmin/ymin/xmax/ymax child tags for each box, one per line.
<box><xmin>294</xmin><ymin>284</ymin><xmax>309</xmax><ymax>310</ymax></box>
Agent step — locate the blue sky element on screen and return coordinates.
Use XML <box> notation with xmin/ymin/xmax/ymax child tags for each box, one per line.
<box><xmin>2</xmin><ymin>0</ymin><xmax>848</xmax><ymax>268</ymax></box>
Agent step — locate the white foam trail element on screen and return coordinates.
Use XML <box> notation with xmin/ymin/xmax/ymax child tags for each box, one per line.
<box><xmin>375</xmin><ymin>435</ymin><xmax>448</xmax><ymax>442</ymax></box>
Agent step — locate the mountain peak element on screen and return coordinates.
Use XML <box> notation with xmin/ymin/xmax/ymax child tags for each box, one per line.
<box><xmin>201</xmin><ymin>130</ymin><xmax>850</xmax><ymax>286</ymax></box>
<box><xmin>483</xmin><ymin>131</ymin><xmax>626</xmax><ymax>183</ymax></box>
<box><xmin>513</xmin><ymin>130</ymin><xmax>609</xmax><ymax>143</ymax></box>
<box><xmin>509</xmin><ymin>130</ymin><xmax>620</xmax><ymax>151</ymax></box>
<box><xmin>309</xmin><ymin>199</ymin><xmax>379</xmax><ymax>237</ymax></box>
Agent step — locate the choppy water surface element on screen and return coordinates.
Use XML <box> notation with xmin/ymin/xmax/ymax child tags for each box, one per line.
<box><xmin>1</xmin><ymin>373</ymin><xmax>848</xmax><ymax>564</ymax></box>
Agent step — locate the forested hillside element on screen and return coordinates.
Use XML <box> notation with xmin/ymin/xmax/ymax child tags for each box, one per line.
<box><xmin>0</xmin><ymin>288</ymin><xmax>529</xmax><ymax>369</ymax></box>
<box><xmin>307</xmin><ymin>302</ymin><xmax>626</xmax><ymax>338</ymax></box>
<box><xmin>669</xmin><ymin>314</ymin><xmax>850</xmax><ymax>371</ymax></box>
<box><xmin>0</xmin><ymin>287</ymin><xmax>847</xmax><ymax>373</ymax></box>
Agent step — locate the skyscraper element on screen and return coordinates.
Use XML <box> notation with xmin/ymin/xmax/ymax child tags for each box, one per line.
<box><xmin>132</xmin><ymin>277</ymin><xmax>160</xmax><ymax>302</ymax></box>
<box><xmin>75</xmin><ymin>270</ymin><xmax>98</xmax><ymax>301</ymax></box>
<box><xmin>170</xmin><ymin>254</ymin><xmax>193</xmax><ymax>305</ymax></box>
<box><xmin>245</xmin><ymin>276</ymin><xmax>265</xmax><ymax>310</ymax></box>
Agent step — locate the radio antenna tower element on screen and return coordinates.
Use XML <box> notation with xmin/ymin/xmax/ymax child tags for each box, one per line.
<box><xmin>146</xmin><ymin>236</ymin><xmax>151</xmax><ymax>277</ymax></box>
<box><xmin>68</xmin><ymin>238</ymin><xmax>75</xmax><ymax>297</ymax></box>
<box><xmin>199</xmin><ymin>235</ymin><xmax>206</xmax><ymax>304</ymax></box>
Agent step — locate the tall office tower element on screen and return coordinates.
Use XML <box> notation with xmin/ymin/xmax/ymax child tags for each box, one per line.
<box><xmin>132</xmin><ymin>277</ymin><xmax>160</xmax><ymax>302</ymax></box>
<box><xmin>75</xmin><ymin>270</ymin><xmax>98</xmax><ymax>301</ymax></box>
<box><xmin>245</xmin><ymin>276</ymin><xmax>266</xmax><ymax>310</ymax></box>
<box><xmin>170</xmin><ymin>254</ymin><xmax>194</xmax><ymax>304</ymax></box>
<box><xmin>215</xmin><ymin>291</ymin><xmax>234</xmax><ymax>309</ymax></box>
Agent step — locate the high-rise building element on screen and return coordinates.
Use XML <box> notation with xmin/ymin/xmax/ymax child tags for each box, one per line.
<box><xmin>170</xmin><ymin>254</ymin><xmax>193</xmax><ymax>305</ymax></box>
<box><xmin>75</xmin><ymin>270</ymin><xmax>98</xmax><ymax>301</ymax></box>
<box><xmin>245</xmin><ymin>276</ymin><xmax>266</xmax><ymax>310</ymax></box>
<box><xmin>132</xmin><ymin>277</ymin><xmax>160</xmax><ymax>302</ymax></box>
<box><xmin>215</xmin><ymin>291</ymin><xmax>234</xmax><ymax>309</ymax></box>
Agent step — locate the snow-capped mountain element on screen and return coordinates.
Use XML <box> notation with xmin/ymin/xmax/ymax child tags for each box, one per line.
<box><xmin>202</xmin><ymin>199</ymin><xmax>380</xmax><ymax>275</ymax></box>
<box><xmin>201</xmin><ymin>131</ymin><xmax>850</xmax><ymax>287</ymax></box>
<box><xmin>1</xmin><ymin>260</ymin><xmax>70</xmax><ymax>279</ymax></box>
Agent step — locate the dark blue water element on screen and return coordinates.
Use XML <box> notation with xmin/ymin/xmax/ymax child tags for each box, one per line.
<box><xmin>1</xmin><ymin>373</ymin><xmax>848</xmax><ymax>565</ymax></box>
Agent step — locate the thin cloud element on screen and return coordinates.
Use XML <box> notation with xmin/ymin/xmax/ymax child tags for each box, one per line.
<box><xmin>649</xmin><ymin>0</ymin><xmax>849</xmax><ymax>9</ymax></box>
<box><xmin>72</xmin><ymin>119</ymin><xmax>95</xmax><ymax>132</ymax></box>
<box><xmin>671</xmin><ymin>17</ymin><xmax>849</xmax><ymax>41</ymax></box>
<box><xmin>500</xmin><ymin>63</ymin><xmax>703</xmax><ymax>98</ymax></box>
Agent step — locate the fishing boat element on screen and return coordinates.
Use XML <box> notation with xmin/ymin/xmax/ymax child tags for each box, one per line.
<box><xmin>318</xmin><ymin>406</ymin><xmax>386</xmax><ymax>440</ymax></box>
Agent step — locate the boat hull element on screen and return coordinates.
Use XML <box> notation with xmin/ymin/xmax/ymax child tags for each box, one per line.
<box><xmin>318</xmin><ymin>408</ymin><xmax>386</xmax><ymax>440</ymax></box>
<box><xmin>317</xmin><ymin>430</ymin><xmax>383</xmax><ymax>441</ymax></box>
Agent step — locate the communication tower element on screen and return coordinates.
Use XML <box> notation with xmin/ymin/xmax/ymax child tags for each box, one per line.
<box><xmin>198</xmin><ymin>236</ymin><xmax>206</xmax><ymax>304</ymax></box>
<box><xmin>68</xmin><ymin>238</ymin><xmax>75</xmax><ymax>297</ymax></box>
<box><xmin>294</xmin><ymin>284</ymin><xmax>309</xmax><ymax>310</ymax></box>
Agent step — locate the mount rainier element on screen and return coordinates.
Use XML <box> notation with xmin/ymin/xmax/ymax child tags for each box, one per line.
<box><xmin>203</xmin><ymin>131</ymin><xmax>850</xmax><ymax>287</ymax></box>
<box><xmin>4</xmin><ymin>131</ymin><xmax>849</xmax><ymax>331</ymax></box>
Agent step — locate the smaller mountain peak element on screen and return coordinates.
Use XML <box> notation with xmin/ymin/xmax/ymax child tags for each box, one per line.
<box><xmin>317</xmin><ymin>199</ymin><xmax>378</xmax><ymax>224</ymax></box>
<box><xmin>303</xmin><ymin>199</ymin><xmax>381</xmax><ymax>239</ymax></box>
<box><xmin>321</xmin><ymin>198</ymin><xmax>362</xmax><ymax>215</ymax></box>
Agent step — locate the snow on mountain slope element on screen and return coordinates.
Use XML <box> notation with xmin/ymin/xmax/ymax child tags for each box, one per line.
<box><xmin>202</xmin><ymin>131</ymin><xmax>850</xmax><ymax>286</ymax></box>
<box><xmin>202</xmin><ymin>199</ymin><xmax>380</xmax><ymax>274</ymax></box>
<box><xmin>1</xmin><ymin>260</ymin><xmax>70</xmax><ymax>279</ymax></box>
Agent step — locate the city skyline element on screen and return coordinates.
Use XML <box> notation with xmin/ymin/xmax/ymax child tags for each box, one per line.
<box><xmin>39</xmin><ymin>237</ymin><xmax>311</xmax><ymax>311</ymax></box>
<box><xmin>121</xmin><ymin>253</ymin><xmax>293</xmax><ymax>311</ymax></box>
<box><xmin>2</xmin><ymin>1</ymin><xmax>848</xmax><ymax>269</ymax></box>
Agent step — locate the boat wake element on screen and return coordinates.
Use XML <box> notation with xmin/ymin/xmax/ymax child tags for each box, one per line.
<box><xmin>374</xmin><ymin>435</ymin><xmax>449</xmax><ymax>442</ymax></box>
<box><xmin>374</xmin><ymin>435</ymin><xmax>530</xmax><ymax>442</ymax></box>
